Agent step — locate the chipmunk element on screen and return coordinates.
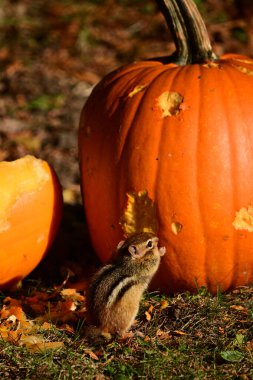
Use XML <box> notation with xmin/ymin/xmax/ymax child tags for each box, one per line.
<box><xmin>88</xmin><ymin>232</ymin><xmax>166</xmax><ymax>336</ymax></box>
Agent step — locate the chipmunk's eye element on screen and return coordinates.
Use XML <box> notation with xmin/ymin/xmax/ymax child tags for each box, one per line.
<box><xmin>146</xmin><ymin>239</ymin><xmax>153</xmax><ymax>249</ymax></box>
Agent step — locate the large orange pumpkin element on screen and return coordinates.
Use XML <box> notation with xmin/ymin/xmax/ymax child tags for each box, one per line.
<box><xmin>79</xmin><ymin>0</ymin><xmax>253</xmax><ymax>293</ymax></box>
<box><xmin>0</xmin><ymin>155</ymin><xmax>63</xmax><ymax>289</ymax></box>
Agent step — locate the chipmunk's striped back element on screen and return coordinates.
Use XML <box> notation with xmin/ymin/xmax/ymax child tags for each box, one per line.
<box><xmin>88</xmin><ymin>232</ymin><xmax>166</xmax><ymax>335</ymax></box>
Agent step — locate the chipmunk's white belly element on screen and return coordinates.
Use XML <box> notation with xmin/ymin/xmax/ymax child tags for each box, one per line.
<box><xmin>101</xmin><ymin>283</ymin><xmax>146</xmax><ymax>335</ymax></box>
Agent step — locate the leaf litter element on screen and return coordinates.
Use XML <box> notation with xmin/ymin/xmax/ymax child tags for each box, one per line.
<box><xmin>0</xmin><ymin>278</ymin><xmax>88</xmax><ymax>353</ymax></box>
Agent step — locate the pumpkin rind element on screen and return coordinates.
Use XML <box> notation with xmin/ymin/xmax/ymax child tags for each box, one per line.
<box><xmin>79</xmin><ymin>0</ymin><xmax>253</xmax><ymax>294</ymax></box>
<box><xmin>0</xmin><ymin>155</ymin><xmax>63</xmax><ymax>289</ymax></box>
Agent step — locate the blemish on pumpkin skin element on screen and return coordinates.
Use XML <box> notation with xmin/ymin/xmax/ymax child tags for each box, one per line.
<box><xmin>232</xmin><ymin>206</ymin><xmax>253</xmax><ymax>232</ymax></box>
<box><xmin>234</xmin><ymin>58</ymin><xmax>253</xmax><ymax>65</ymax></box>
<box><xmin>128</xmin><ymin>85</ymin><xmax>148</xmax><ymax>98</ymax></box>
<box><xmin>120</xmin><ymin>190</ymin><xmax>158</xmax><ymax>236</ymax></box>
<box><xmin>171</xmin><ymin>222</ymin><xmax>183</xmax><ymax>235</ymax></box>
<box><xmin>202</xmin><ymin>62</ymin><xmax>221</xmax><ymax>69</ymax></box>
<box><xmin>232</xmin><ymin>64</ymin><xmax>253</xmax><ymax>77</ymax></box>
<box><xmin>157</xmin><ymin>91</ymin><xmax>184</xmax><ymax>118</ymax></box>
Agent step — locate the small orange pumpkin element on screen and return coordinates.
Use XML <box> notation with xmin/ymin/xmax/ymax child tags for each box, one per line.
<box><xmin>79</xmin><ymin>0</ymin><xmax>253</xmax><ymax>293</ymax></box>
<box><xmin>0</xmin><ymin>155</ymin><xmax>63</xmax><ymax>289</ymax></box>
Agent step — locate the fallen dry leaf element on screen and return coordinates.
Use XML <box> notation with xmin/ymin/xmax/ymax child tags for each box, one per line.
<box><xmin>173</xmin><ymin>330</ymin><xmax>187</xmax><ymax>336</ymax></box>
<box><xmin>148</xmin><ymin>305</ymin><xmax>154</xmax><ymax>314</ymax></box>
<box><xmin>230</xmin><ymin>305</ymin><xmax>248</xmax><ymax>312</ymax></box>
<box><xmin>20</xmin><ymin>334</ymin><xmax>45</xmax><ymax>346</ymax></box>
<box><xmin>40</xmin><ymin>322</ymin><xmax>53</xmax><ymax>331</ymax></box>
<box><xmin>0</xmin><ymin>285</ymin><xmax>88</xmax><ymax>349</ymax></box>
<box><xmin>61</xmin><ymin>288</ymin><xmax>85</xmax><ymax>302</ymax></box>
<box><xmin>58</xmin><ymin>323</ymin><xmax>75</xmax><ymax>334</ymax></box>
<box><xmin>85</xmin><ymin>349</ymin><xmax>99</xmax><ymax>361</ymax></box>
<box><xmin>26</xmin><ymin>341</ymin><xmax>64</xmax><ymax>353</ymax></box>
<box><xmin>246</xmin><ymin>340</ymin><xmax>253</xmax><ymax>351</ymax></box>
<box><xmin>160</xmin><ymin>299</ymin><xmax>169</xmax><ymax>310</ymax></box>
<box><xmin>156</xmin><ymin>329</ymin><xmax>172</xmax><ymax>340</ymax></box>
<box><xmin>0</xmin><ymin>328</ymin><xmax>21</xmax><ymax>343</ymax></box>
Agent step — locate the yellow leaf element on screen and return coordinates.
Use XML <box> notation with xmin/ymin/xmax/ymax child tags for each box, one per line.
<box><xmin>20</xmin><ymin>334</ymin><xmax>44</xmax><ymax>346</ymax></box>
<box><xmin>26</xmin><ymin>341</ymin><xmax>64</xmax><ymax>353</ymax></box>
<box><xmin>145</xmin><ymin>311</ymin><xmax>152</xmax><ymax>321</ymax></box>
<box><xmin>40</xmin><ymin>322</ymin><xmax>52</xmax><ymax>331</ymax></box>
<box><xmin>120</xmin><ymin>190</ymin><xmax>158</xmax><ymax>237</ymax></box>
<box><xmin>60</xmin><ymin>288</ymin><xmax>85</xmax><ymax>302</ymax></box>
<box><xmin>160</xmin><ymin>299</ymin><xmax>169</xmax><ymax>310</ymax></box>
<box><xmin>0</xmin><ymin>329</ymin><xmax>20</xmax><ymax>343</ymax></box>
<box><xmin>148</xmin><ymin>305</ymin><xmax>154</xmax><ymax>314</ymax></box>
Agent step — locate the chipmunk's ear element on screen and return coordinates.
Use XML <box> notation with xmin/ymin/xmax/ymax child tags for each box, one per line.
<box><xmin>128</xmin><ymin>245</ymin><xmax>137</xmax><ymax>256</ymax></box>
<box><xmin>117</xmin><ymin>240</ymin><xmax>125</xmax><ymax>250</ymax></box>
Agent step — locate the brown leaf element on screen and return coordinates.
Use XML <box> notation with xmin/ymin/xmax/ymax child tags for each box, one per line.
<box><xmin>173</xmin><ymin>330</ymin><xmax>187</xmax><ymax>336</ymax></box>
<box><xmin>58</xmin><ymin>324</ymin><xmax>75</xmax><ymax>334</ymax></box>
<box><xmin>156</xmin><ymin>329</ymin><xmax>171</xmax><ymax>340</ymax></box>
<box><xmin>230</xmin><ymin>305</ymin><xmax>248</xmax><ymax>312</ymax></box>
<box><xmin>85</xmin><ymin>349</ymin><xmax>99</xmax><ymax>361</ymax></box>
<box><xmin>246</xmin><ymin>340</ymin><xmax>253</xmax><ymax>350</ymax></box>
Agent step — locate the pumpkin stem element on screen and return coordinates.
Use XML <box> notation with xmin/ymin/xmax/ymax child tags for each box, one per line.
<box><xmin>156</xmin><ymin>0</ymin><xmax>217</xmax><ymax>65</ymax></box>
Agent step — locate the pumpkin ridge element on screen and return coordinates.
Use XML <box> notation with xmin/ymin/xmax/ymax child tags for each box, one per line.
<box><xmin>223</xmin><ymin>65</ymin><xmax>242</xmax><ymax>289</ymax></box>
<box><xmin>117</xmin><ymin>66</ymin><xmax>180</xmax><ymax>174</ymax></box>
<box><xmin>99</xmin><ymin>62</ymin><xmax>167</xmax><ymax>94</ymax></box>
<box><xmin>106</xmin><ymin>72</ymin><xmax>144</xmax><ymax>118</ymax></box>
<box><xmin>197</xmin><ymin>66</ymin><xmax>217</xmax><ymax>291</ymax></box>
<box><xmin>156</xmin><ymin>65</ymin><xmax>200</xmax><ymax>290</ymax></box>
<box><xmin>199</xmin><ymin>64</ymin><xmax>236</xmax><ymax>291</ymax></box>
<box><xmin>194</xmin><ymin>64</ymin><xmax>209</xmax><ymax>290</ymax></box>
<box><xmin>116</xmin><ymin>75</ymin><xmax>154</xmax><ymax>168</ymax></box>
<box><xmin>223</xmin><ymin>63</ymin><xmax>253</xmax><ymax>288</ymax></box>
<box><xmin>117</xmin><ymin>81</ymin><xmax>151</xmax><ymax>201</ymax></box>
<box><xmin>152</xmin><ymin>64</ymin><xmax>186</xmax><ymax>196</ymax></box>
<box><xmin>153</xmin><ymin>65</ymin><xmax>189</xmax><ymax>289</ymax></box>
<box><xmin>115</xmin><ymin>67</ymin><xmax>165</xmax><ymax>164</ymax></box>
<box><xmin>153</xmin><ymin>65</ymin><xmax>183</xmax><ymax>209</ymax></box>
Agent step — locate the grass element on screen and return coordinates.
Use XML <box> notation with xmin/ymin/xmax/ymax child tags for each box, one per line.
<box><xmin>0</xmin><ymin>286</ymin><xmax>252</xmax><ymax>379</ymax></box>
